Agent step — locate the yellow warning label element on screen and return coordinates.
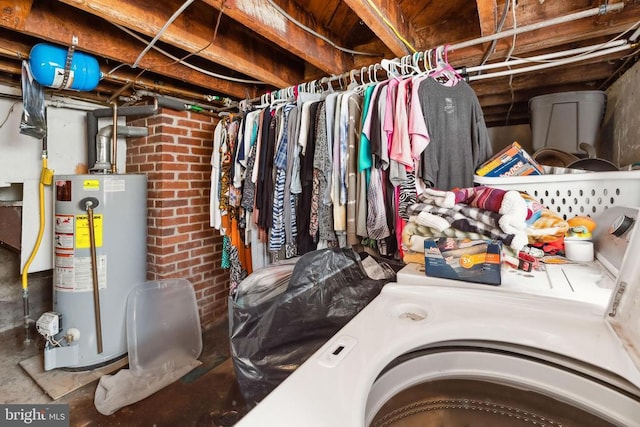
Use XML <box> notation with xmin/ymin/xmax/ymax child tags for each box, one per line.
<box><xmin>75</xmin><ymin>214</ymin><xmax>103</xmax><ymax>248</ymax></box>
<box><xmin>83</xmin><ymin>179</ymin><xmax>100</xmax><ymax>191</ymax></box>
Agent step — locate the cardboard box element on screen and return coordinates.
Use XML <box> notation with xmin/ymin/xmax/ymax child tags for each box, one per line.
<box><xmin>476</xmin><ymin>142</ymin><xmax>544</xmax><ymax>177</ymax></box>
<box><xmin>424</xmin><ymin>238</ymin><xmax>502</xmax><ymax>285</ymax></box>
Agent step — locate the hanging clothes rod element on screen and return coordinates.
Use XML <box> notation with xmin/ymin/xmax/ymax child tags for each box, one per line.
<box><xmin>469</xmin><ymin>42</ymin><xmax>633</xmax><ymax>81</ymax></box>
<box><xmin>464</xmin><ymin>39</ymin><xmax>628</xmax><ymax>74</ymax></box>
<box><xmin>450</xmin><ymin>2</ymin><xmax>624</xmax><ymax>51</ymax></box>
<box><xmin>239</xmin><ymin>2</ymin><xmax>627</xmax><ymax>107</ymax></box>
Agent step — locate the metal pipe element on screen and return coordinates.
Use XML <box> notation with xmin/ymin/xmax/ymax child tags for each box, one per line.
<box><xmin>111</xmin><ymin>102</ymin><xmax>118</xmax><ymax>174</ymax></box>
<box><xmin>85</xmin><ymin>200</ymin><xmax>103</xmax><ymax>354</ymax></box>
<box><xmin>450</xmin><ymin>2</ymin><xmax>625</xmax><ymax>51</ymax></box>
<box><xmin>465</xmin><ymin>39</ymin><xmax>628</xmax><ymax>73</ymax></box>
<box><xmin>468</xmin><ymin>43</ymin><xmax>632</xmax><ymax>81</ymax></box>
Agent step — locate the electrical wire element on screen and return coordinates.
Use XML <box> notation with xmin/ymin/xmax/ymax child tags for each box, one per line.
<box><xmin>505</xmin><ymin>0</ymin><xmax>517</xmax><ymax>125</ymax></box>
<box><xmin>365</xmin><ymin>0</ymin><xmax>417</xmax><ymax>53</ymax></box>
<box><xmin>109</xmin><ymin>23</ymin><xmax>266</xmax><ymax>84</ymax></box>
<box><xmin>479</xmin><ymin>0</ymin><xmax>511</xmax><ymax>68</ymax></box>
<box><xmin>132</xmin><ymin>0</ymin><xmax>196</xmax><ymax>68</ymax></box>
<box><xmin>0</xmin><ymin>101</ymin><xmax>18</xmax><ymax>129</ymax></box>
<box><xmin>169</xmin><ymin>0</ymin><xmax>225</xmax><ymax>66</ymax></box>
<box><xmin>265</xmin><ymin>0</ymin><xmax>379</xmax><ymax>56</ymax></box>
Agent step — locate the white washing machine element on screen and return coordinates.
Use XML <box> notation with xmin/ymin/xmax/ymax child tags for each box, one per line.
<box><xmin>236</xmin><ymin>207</ymin><xmax>640</xmax><ymax>427</ymax></box>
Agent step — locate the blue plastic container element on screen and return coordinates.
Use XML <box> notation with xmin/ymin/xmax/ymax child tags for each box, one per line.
<box><xmin>29</xmin><ymin>43</ymin><xmax>101</xmax><ymax>91</ymax></box>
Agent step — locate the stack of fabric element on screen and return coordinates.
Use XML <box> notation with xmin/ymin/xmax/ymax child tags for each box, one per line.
<box><xmin>402</xmin><ymin>186</ymin><xmax>570</xmax><ymax>265</ymax></box>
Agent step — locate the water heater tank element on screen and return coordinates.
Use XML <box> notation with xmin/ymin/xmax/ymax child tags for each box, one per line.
<box><xmin>29</xmin><ymin>43</ymin><xmax>101</xmax><ymax>91</ymax></box>
<box><xmin>50</xmin><ymin>174</ymin><xmax>147</xmax><ymax>370</ymax></box>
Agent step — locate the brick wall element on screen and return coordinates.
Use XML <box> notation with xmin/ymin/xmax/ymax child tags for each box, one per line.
<box><xmin>126</xmin><ymin>108</ymin><xmax>229</xmax><ymax>326</ymax></box>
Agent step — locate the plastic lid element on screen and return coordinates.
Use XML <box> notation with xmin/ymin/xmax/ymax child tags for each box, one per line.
<box><xmin>126</xmin><ymin>278</ymin><xmax>202</xmax><ymax>377</ymax></box>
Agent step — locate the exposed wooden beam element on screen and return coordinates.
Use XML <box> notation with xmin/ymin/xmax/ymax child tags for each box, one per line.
<box><xmin>343</xmin><ymin>0</ymin><xmax>418</xmax><ymax>57</ymax></box>
<box><xmin>202</xmin><ymin>0</ymin><xmax>354</xmax><ymax>76</ymax></box>
<box><xmin>476</xmin><ymin>0</ymin><xmax>497</xmax><ymax>36</ymax></box>
<box><xmin>475</xmin><ymin>0</ymin><xmax>498</xmax><ymax>55</ymax></box>
<box><xmin>0</xmin><ymin>2</ymin><xmax>254</xmax><ymax>100</ymax></box>
<box><xmin>57</xmin><ymin>0</ymin><xmax>302</xmax><ymax>88</ymax></box>
<box><xmin>0</xmin><ymin>0</ymin><xmax>33</xmax><ymax>29</ymax></box>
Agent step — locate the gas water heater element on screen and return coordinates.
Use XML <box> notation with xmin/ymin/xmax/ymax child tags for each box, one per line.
<box><xmin>38</xmin><ymin>174</ymin><xmax>146</xmax><ymax>370</ymax></box>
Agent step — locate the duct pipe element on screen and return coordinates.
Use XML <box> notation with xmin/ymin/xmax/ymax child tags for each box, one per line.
<box><xmin>86</xmin><ymin>96</ymin><xmax>189</xmax><ymax>169</ymax></box>
<box><xmin>92</xmin><ymin>125</ymin><xmax>149</xmax><ymax>172</ymax></box>
<box><xmin>86</xmin><ymin>105</ymin><xmax>157</xmax><ymax>170</ymax></box>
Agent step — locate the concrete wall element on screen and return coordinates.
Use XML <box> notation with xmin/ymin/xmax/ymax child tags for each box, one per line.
<box><xmin>600</xmin><ymin>60</ymin><xmax>640</xmax><ymax>167</ymax></box>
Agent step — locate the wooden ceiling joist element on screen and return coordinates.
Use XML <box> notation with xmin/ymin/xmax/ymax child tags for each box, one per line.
<box><xmin>0</xmin><ymin>2</ymin><xmax>254</xmax><ymax>100</ymax></box>
<box><xmin>57</xmin><ymin>0</ymin><xmax>302</xmax><ymax>88</ymax></box>
<box><xmin>343</xmin><ymin>0</ymin><xmax>418</xmax><ymax>57</ymax></box>
<box><xmin>202</xmin><ymin>0</ymin><xmax>354</xmax><ymax>76</ymax></box>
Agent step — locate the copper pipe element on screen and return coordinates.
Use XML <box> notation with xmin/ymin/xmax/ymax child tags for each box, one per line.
<box><xmin>111</xmin><ymin>102</ymin><xmax>118</xmax><ymax>174</ymax></box>
<box><xmin>86</xmin><ymin>202</ymin><xmax>104</xmax><ymax>354</ymax></box>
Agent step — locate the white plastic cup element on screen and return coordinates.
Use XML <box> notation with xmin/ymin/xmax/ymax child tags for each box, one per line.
<box><xmin>564</xmin><ymin>240</ymin><xmax>594</xmax><ymax>262</ymax></box>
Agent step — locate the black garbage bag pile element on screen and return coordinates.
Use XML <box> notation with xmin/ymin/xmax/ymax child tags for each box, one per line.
<box><xmin>229</xmin><ymin>248</ymin><xmax>402</xmax><ymax>406</ymax></box>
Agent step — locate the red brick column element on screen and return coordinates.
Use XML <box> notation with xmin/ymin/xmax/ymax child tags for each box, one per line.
<box><xmin>127</xmin><ymin>108</ymin><xmax>229</xmax><ymax>326</ymax></box>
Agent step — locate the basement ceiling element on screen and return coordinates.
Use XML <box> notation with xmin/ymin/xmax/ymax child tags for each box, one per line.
<box><xmin>0</xmin><ymin>0</ymin><xmax>639</xmax><ymax>126</ymax></box>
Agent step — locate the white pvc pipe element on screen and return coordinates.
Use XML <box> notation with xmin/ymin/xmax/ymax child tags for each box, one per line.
<box><xmin>465</xmin><ymin>39</ymin><xmax>628</xmax><ymax>73</ymax></box>
<box><xmin>450</xmin><ymin>2</ymin><xmax>625</xmax><ymax>52</ymax></box>
<box><xmin>468</xmin><ymin>43</ymin><xmax>631</xmax><ymax>81</ymax></box>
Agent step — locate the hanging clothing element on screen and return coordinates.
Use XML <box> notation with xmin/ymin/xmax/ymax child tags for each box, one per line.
<box><xmin>418</xmin><ymin>78</ymin><xmax>492</xmax><ymax>190</ymax></box>
<box><xmin>210</xmin><ymin>120</ymin><xmax>224</xmax><ymax>230</ymax></box>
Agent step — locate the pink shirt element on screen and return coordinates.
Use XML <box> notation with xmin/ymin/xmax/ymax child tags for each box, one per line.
<box><xmin>390</xmin><ymin>77</ymin><xmax>414</xmax><ymax>170</ymax></box>
<box><xmin>408</xmin><ymin>75</ymin><xmax>430</xmax><ymax>160</ymax></box>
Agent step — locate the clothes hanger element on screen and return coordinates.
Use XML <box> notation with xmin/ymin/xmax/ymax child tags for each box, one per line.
<box><xmin>401</xmin><ymin>55</ymin><xmax>420</xmax><ymax>76</ymax></box>
<box><xmin>430</xmin><ymin>45</ymin><xmax>462</xmax><ymax>85</ymax></box>
<box><xmin>412</xmin><ymin>51</ymin><xmax>423</xmax><ymax>73</ymax></box>
<box><xmin>380</xmin><ymin>58</ymin><xmax>401</xmax><ymax>78</ymax></box>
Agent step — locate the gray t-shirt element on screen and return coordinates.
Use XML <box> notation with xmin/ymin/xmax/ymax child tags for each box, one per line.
<box><xmin>418</xmin><ymin>78</ymin><xmax>492</xmax><ymax>190</ymax></box>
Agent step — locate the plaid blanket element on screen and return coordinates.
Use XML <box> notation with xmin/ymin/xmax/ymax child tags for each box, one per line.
<box><xmin>406</xmin><ymin>203</ymin><xmax>527</xmax><ymax>252</ymax></box>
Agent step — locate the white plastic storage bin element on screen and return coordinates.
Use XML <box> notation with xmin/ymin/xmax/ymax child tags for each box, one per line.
<box><xmin>529</xmin><ymin>90</ymin><xmax>606</xmax><ymax>154</ymax></box>
<box><xmin>474</xmin><ymin>170</ymin><xmax>640</xmax><ymax>220</ymax></box>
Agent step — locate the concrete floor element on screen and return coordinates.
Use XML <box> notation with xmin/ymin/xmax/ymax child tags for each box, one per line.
<box><xmin>0</xmin><ymin>319</ymin><xmax>249</xmax><ymax>426</ymax></box>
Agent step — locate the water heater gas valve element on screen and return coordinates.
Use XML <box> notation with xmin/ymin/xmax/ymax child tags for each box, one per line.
<box><xmin>36</xmin><ymin>311</ymin><xmax>60</xmax><ymax>337</ymax></box>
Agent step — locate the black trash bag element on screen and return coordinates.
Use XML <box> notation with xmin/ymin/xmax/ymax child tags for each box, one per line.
<box><xmin>229</xmin><ymin>248</ymin><xmax>402</xmax><ymax>407</ymax></box>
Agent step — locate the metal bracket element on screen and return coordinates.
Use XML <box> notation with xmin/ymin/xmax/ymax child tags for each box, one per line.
<box><xmin>60</xmin><ymin>35</ymin><xmax>78</xmax><ymax>89</ymax></box>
